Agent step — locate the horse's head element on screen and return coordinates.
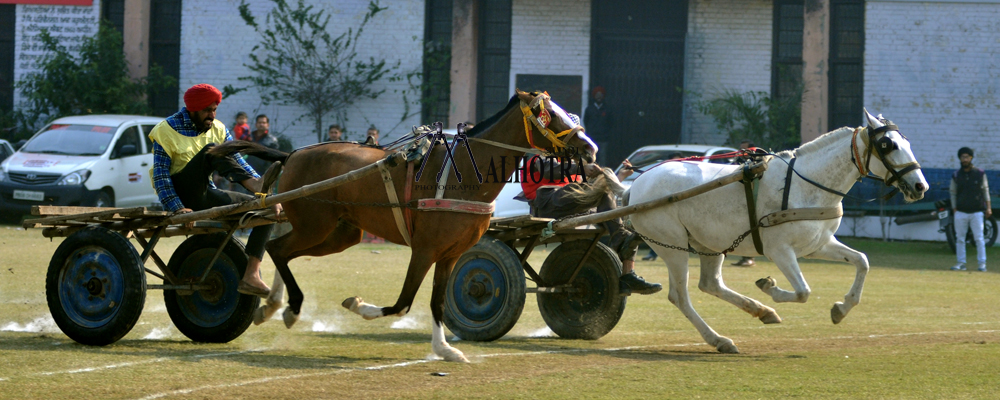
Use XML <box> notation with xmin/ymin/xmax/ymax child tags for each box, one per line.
<box><xmin>859</xmin><ymin>109</ymin><xmax>929</xmax><ymax>202</ymax></box>
<box><xmin>516</xmin><ymin>90</ymin><xmax>598</xmax><ymax>163</ymax></box>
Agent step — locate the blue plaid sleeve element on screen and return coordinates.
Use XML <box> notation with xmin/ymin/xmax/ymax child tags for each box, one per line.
<box><xmin>226</xmin><ymin>130</ymin><xmax>260</xmax><ymax>179</ymax></box>
<box><xmin>151</xmin><ymin>142</ymin><xmax>185</xmax><ymax>212</ymax></box>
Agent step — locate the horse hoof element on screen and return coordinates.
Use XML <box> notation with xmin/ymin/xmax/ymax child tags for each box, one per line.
<box><xmin>716</xmin><ymin>341</ymin><xmax>740</xmax><ymax>354</ymax></box>
<box><xmin>282</xmin><ymin>308</ymin><xmax>300</xmax><ymax>329</ymax></box>
<box><xmin>342</xmin><ymin>296</ymin><xmax>361</xmax><ymax>313</ymax></box>
<box><xmin>253</xmin><ymin>299</ymin><xmax>283</xmax><ymax>326</ymax></box>
<box><xmin>755</xmin><ymin>276</ymin><xmax>775</xmax><ymax>291</ymax></box>
<box><xmin>444</xmin><ymin>351</ymin><xmax>470</xmax><ymax>363</ymax></box>
<box><xmin>759</xmin><ymin>309</ymin><xmax>782</xmax><ymax>324</ymax></box>
<box><xmin>831</xmin><ymin>302</ymin><xmax>847</xmax><ymax>324</ymax></box>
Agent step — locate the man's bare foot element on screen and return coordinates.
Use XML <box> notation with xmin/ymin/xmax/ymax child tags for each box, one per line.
<box><xmin>238</xmin><ymin>278</ymin><xmax>270</xmax><ymax>298</ymax></box>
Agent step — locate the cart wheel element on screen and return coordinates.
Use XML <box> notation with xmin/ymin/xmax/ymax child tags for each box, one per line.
<box><xmin>46</xmin><ymin>226</ymin><xmax>146</xmax><ymax>345</ymax></box>
<box><xmin>164</xmin><ymin>234</ymin><xmax>259</xmax><ymax>343</ymax></box>
<box><xmin>537</xmin><ymin>240</ymin><xmax>626</xmax><ymax>340</ymax></box>
<box><xmin>444</xmin><ymin>236</ymin><xmax>526</xmax><ymax>341</ymax></box>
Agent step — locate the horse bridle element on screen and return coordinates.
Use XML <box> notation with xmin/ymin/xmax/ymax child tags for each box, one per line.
<box><xmin>851</xmin><ymin>123</ymin><xmax>921</xmax><ymax>188</ymax></box>
<box><xmin>519</xmin><ymin>93</ymin><xmax>585</xmax><ymax>156</ymax></box>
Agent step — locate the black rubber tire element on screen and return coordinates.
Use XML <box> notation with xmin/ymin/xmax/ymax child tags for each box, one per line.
<box><xmin>444</xmin><ymin>236</ymin><xmax>526</xmax><ymax>341</ymax></box>
<box><xmin>91</xmin><ymin>190</ymin><xmax>114</xmax><ymax>208</ymax></box>
<box><xmin>537</xmin><ymin>240</ymin><xmax>626</xmax><ymax>340</ymax></box>
<box><xmin>164</xmin><ymin>234</ymin><xmax>259</xmax><ymax>343</ymax></box>
<box><xmin>948</xmin><ymin>216</ymin><xmax>998</xmax><ymax>254</ymax></box>
<box><xmin>46</xmin><ymin>226</ymin><xmax>146</xmax><ymax>345</ymax></box>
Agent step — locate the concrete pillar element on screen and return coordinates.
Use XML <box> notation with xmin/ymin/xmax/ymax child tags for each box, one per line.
<box><xmin>449</xmin><ymin>0</ymin><xmax>478</xmax><ymax>126</ymax></box>
<box><xmin>800</xmin><ymin>0</ymin><xmax>829</xmax><ymax>144</ymax></box>
<box><xmin>123</xmin><ymin>0</ymin><xmax>150</xmax><ymax>79</ymax></box>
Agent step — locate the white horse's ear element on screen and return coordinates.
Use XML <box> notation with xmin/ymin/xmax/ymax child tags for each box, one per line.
<box><xmin>863</xmin><ymin>108</ymin><xmax>883</xmax><ymax>128</ymax></box>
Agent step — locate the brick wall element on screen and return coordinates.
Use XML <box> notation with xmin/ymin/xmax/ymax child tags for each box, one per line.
<box><xmin>682</xmin><ymin>0</ymin><xmax>773</xmax><ymax>145</ymax></box>
<box><xmin>181</xmin><ymin>0</ymin><xmax>424</xmax><ymax>147</ymax></box>
<box><xmin>510</xmin><ymin>0</ymin><xmax>591</xmax><ymax>114</ymax></box>
<box><xmin>865</xmin><ymin>1</ymin><xmax>1000</xmax><ymax>171</ymax></box>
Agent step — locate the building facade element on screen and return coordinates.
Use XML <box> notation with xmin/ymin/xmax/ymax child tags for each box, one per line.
<box><xmin>2</xmin><ymin>0</ymin><xmax>999</xmax><ymax>176</ymax></box>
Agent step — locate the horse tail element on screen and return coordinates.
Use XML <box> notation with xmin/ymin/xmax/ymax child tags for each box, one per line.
<box><xmin>209</xmin><ymin>141</ymin><xmax>289</xmax><ymax>163</ymax></box>
<box><xmin>260</xmin><ymin>161</ymin><xmax>283</xmax><ymax>193</ymax></box>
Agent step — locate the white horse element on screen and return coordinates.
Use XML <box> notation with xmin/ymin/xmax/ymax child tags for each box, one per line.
<box><xmin>627</xmin><ymin>110</ymin><xmax>928</xmax><ymax>353</ymax></box>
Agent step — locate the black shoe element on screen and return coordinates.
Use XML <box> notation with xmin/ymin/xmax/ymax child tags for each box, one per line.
<box><xmin>619</xmin><ymin>271</ymin><xmax>662</xmax><ymax>296</ymax></box>
<box><xmin>730</xmin><ymin>257</ymin><xmax>755</xmax><ymax>267</ymax></box>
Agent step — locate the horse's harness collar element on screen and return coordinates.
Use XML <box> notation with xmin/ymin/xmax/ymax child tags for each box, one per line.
<box><xmin>519</xmin><ymin>93</ymin><xmax>583</xmax><ymax>155</ymax></box>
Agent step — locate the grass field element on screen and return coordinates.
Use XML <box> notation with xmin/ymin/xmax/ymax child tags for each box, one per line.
<box><xmin>1</xmin><ymin>225</ymin><xmax>998</xmax><ymax>399</ymax></box>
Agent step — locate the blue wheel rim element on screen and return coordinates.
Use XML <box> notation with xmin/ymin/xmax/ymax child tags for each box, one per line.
<box><xmin>173</xmin><ymin>248</ymin><xmax>240</xmax><ymax>328</ymax></box>
<box><xmin>449</xmin><ymin>257</ymin><xmax>508</xmax><ymax>325</ymax></box>
<box><xmin>58</xmin><ymin>246</ymin><xmax>125</xmax><ymax>328</ymax></box>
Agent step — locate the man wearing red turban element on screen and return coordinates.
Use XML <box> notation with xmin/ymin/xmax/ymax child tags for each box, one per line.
<box><xmin>147</xmin><ymin>83</ymin><xmax>280</xmax><ymax>297</ymax></box>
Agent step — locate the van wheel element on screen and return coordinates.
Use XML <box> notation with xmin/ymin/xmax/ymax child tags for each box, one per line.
<box><xmin>91</xmin><ymin>191</ymin><xmax>114</xmax><ymax>208</ymax></box>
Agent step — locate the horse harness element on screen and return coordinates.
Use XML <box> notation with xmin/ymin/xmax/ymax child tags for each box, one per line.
<box><xmin>739</xmin><ymin>123</ymin><xmax>920</xmax><ymax>255</ymax></box>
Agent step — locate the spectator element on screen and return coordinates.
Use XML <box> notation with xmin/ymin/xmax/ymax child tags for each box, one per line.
<box><xmin>233</xmin><ymin>111</ymin><xmax>251</xmax><ymax>141</ymax></box>
<box><xmin>366</xmin><ymin>125</ymin><xmax>379</xmax><ymax>145</ymax></box>
<box><xmin>584</xmin><ymin>86</ymin><xmax>612</xmax><ymax>165</ymax></box>
<box><xmin>950</xmin><ymin>147</ymin><xmax>990</xmax><ymax>272</ymax></box>
<box><xmin>247</xmin><ymin>114</ymin><xmax>279</xmax><ymax>176</ymax></box>
<box><xmin>327</xmin><ymin>124</ymin><xmax>343</xmax><ymax>141</ymax></box>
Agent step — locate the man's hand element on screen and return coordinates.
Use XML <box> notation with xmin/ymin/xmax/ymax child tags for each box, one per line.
<box><xmin>583</xmin><ymin>163</ymin><xmax>603</xmax><ymax>178</ymax></box>
<box><xmin>617</xmin><ymin>159</ymin><xmax>634</xmax><ymax>181</ymax></box>
<box><xmin>173</xmin><ymin>208</ymin><xmax>194</xmax><ymax>228</ymax></box>
<box><xmin>270</xmin><ymin>203</ymin><xmax>283</xmax><ymax>217</ymax></box>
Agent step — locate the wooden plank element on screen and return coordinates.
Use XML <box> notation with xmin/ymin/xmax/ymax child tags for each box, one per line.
<box><xmin>550</xmin><ymin>161</ymin><xmax>769</xmax><ymax>231</ymax></box>
<box><xmin>32</xmin><ymin>206</ymin><xmax>117</xmax><ymax>216</ymax></box>
<box><xmin>22</xmin><ymin>207</ymin><xmax>162</xmax><ymax>229</ymax></box>
<box><xmin>489</xmin><ymin>215</ymin><xmax>553</xmax><ymax>229</ymax></box>
<box><xmin>157</xmin><ymin>152</ymin><xmax>404</xmax><ymax>227</ymax></box>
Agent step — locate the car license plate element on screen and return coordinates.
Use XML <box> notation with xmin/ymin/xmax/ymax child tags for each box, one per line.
<box><xmin>13</xmin><ymin>190</ymin><xmax>45</xmax><ymax>201</ymax></box>
<box><xmin>938</xmin><ymin>210</ymin><xmax>949</xmax><ymax>219</ymax></box>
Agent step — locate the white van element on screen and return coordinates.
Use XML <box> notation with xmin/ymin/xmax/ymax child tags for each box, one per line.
<box><xmin>0</xmin><ymin>115</ymin><xmax>165</xmax><ymax>219</ymax></box>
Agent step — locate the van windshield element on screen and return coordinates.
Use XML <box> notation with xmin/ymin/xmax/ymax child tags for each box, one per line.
<box><xmin>21</xmin><ymin>124</ymin><xmax>117</xmax><ymax>156</ymax></box>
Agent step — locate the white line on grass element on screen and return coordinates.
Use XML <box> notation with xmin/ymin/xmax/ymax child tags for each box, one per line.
<box><xmin>135</xmin><ymin>343</ymin><xmax>708</xmax><ymax>399</ymax></box>
<box><xmin>0</xmin><ymin>349</ymin><xmax>269</xmax><ymax>381</ymax></box>
<box><xmin>132</xmin><ymin>328</ymin><xmax>1000</xmax><ymax>399</ymax></box>
<box><xmin>136</xmin><ymin>360</ymin><xmax>433</xmax><ymax>400</ymax></box>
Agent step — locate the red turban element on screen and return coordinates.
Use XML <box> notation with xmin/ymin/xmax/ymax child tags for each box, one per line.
<box><xmin>591</xmin><ymin>86</ymin><xmax>606</xmax><ymax>97</ymax></box>
<box><xmin>184</xmin><ymin>84</ymin><xmax>222</xmax><ymax>112</ymax></box>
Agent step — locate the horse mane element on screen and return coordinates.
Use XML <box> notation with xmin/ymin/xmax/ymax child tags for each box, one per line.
<box><xmin>466</xmin><ymin>94</ymin><xmax>521</xmax><ymax>137</ymax></box>
<box><xmin>784</xmin><ymin>126</ymin><xmax>856</xmax><ymax>158</ymax></box>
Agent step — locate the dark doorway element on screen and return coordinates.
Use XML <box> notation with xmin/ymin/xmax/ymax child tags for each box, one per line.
<box><xmin>829</xmin><ymin>0</ymin><xmax>864</xmax><ymax>130</ymax></box>
<box><xmin>476</xmin><ymin>0</ymin><xmax>511</xmax><ymax>123</ymax></box>
<box><xmin>101</xmin><ymin>0</ymin><xmax>126</xmax><ymax>36</ymax></box>
<box><xmin>422</xmin><ymin>0</ymin><xmax>452</xmax><ymax>126</ymax></box>
<box><xmin>149</xmin><ymin>0</ymin><xmax>182</xmax><ymax>117</ymax></box>
<box><xmin>0</xmin><ymin>4</ymin><xmax>15</xmax><ymax>115</ymax></box>
<box><xmin>590</xmin><ymin>0</ymin><xmax>687</xmax><ymax>165</ymax></box>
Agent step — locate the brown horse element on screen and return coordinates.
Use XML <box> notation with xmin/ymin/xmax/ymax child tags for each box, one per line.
<box><xmin>210</xmin><ymin>90</ymin><xmax>597</xmax><ymax>362</ymax></box>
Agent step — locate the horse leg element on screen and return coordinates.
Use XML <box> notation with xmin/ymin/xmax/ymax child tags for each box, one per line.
<box><xmin>659</xmin><ymin>248</ymin><xmax>739</xmax><ymax>354</ymax></box>
<box><xmin>803</xmin><ymin>238</ymin><xmax>870</xmax><ymax>324</ymax></box>
<box><xmin>253</xmin><ymin>272</ymin><xmax>284</xmax><ymax>325</ymax></box>
<box><xmin>696</xmin><ymin>253</ymin><xmax>782</xmax><ymax>324</ymax></box>
<box><xmin>755</xmin><ymin>247</ymin><xmax>812</xmax><ymax>304</ymax></box>
<box><xmin>262</xmin><ymin>218</ymin><xmax>353</xmax><ymax>328</ymax></box>
<box><xmin>342</xmin><ymin>249</ymin><xmax>435</xmax><ymax>321</ymax></box>
<box><xmin>429</xmin><ymin>256</ymin><xmax>469</xmax><ymax>362</ymax></box>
